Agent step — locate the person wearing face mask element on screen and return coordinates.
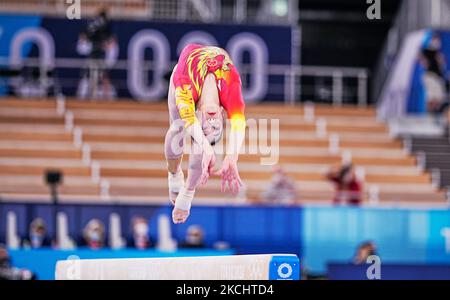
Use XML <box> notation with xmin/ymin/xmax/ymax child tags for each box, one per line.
<box><xmin>327</xmin><ymin>164</ymin><xmax>363</xmax><ymax>206</ymax></box>
<box><xmin>419</xmin><ymin>33</ymin><xmax>449</xmax><ymax>116</ymax></box>
<box><xmin>260</xmin><ymin>165</ymin><xmax>298</xmax><ymax>205</ymax></box>
<box><xmin>164</xmin><ymin>44</ymin><xmax>247</xmax><ymax>224</ymax></box>
<box><xmin>82</xmin><ymin>219</ymin><xmax>105</xmax><ymax>250</ymax></box>
<box><xmin>0</xmin><ymin>244</ymin><xmax>36</xmax><ymax>280</ymax></box>
<box><xmin>180</xmin><ymin>225</ymin><xmax>206</xmax><ymax>248</ymax></box>
<box><xmin>23</xmin><ymin>218</ymin><xmax>51</xmax><ymax>249</ymax></box>
<box><xmin>129</xmin><ymin>217</ymin><xmax>153</xmax><ymax>250</ymax></box>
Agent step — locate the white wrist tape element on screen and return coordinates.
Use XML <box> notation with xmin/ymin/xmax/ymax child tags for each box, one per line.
<box><xmin>168</xmin><ymin>170</ymin><xmax>184</xmax><ymax>193</ymax></box>
<box><xmin>174</xmin><ymin>187</ymin><xmax>195</xmax><ymax>211</ymax></box>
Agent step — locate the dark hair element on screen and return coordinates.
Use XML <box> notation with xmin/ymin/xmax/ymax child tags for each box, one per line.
<box><xmin>98</xmin><ymin>6</ymin><xmax>109</xmax><ymax>19</ymax></box>
<box><xmin>99</xmin><ymin>10</ymin><xmax>108</xmax><ymax>19</ymax></box>
<box><xmin>432</xmin><ymin>32</ymin><xmax>441</xmax><ymax>39</ymax></box>
<box><xmin>339</xmin><ymin>164</ymin><xmax>353</xmax><ymax>181</ymax></box>
<box><xmin>359</xmin><ymin>241</ymin><xmax>376</xmax><ymax>254</ymax></box>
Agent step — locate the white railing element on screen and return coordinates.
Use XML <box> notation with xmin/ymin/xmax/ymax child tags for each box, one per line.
<box><xmin>60</xmin><ymin>99</ymin><xmax>111</xmax><ymax>199</ymax></box>
<box><xmin>280</xmin><ymin>65</ymin><xmax>369</xmax><ymax>106</ymax></box>
<box><xmin>150</xmin><ymin>0</ymin><xmax>298</xmax><ymax>25</ymax></box>
<box><xmin>431</xmin><ymin>168</ymin><xmax>442</xmax><ymax>189</ymax></box>
<box><xmin>315</xmin><ymin>118</ymin><xmax>327</xmax><ymax>138</ymax></box>
<box><xmin>0</xmin><ymin>57</ymin><xmax>369</xmax><ymax>106</ymax></box>
<box><xmin>328</xmin><ymin>134</ymin><xmax>339</xmax><ymax>155</ymax></box>
<box><xmin>0</xmin><ymin>0</ymin><xmax>299</xmax><ymax>25</ymax></box>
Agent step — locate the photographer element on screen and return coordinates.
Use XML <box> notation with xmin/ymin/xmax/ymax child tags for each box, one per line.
<box><xmin>77</xmin><ymin>7</ymin><xmax>118</xmax><ymax>99</ymax></box>
<box><xmin>419</xmin><ymin>33</ymin><xmax>449</xmax><ymax>118</ymax></box>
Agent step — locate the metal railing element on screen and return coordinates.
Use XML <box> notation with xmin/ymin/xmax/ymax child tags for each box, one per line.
<box><xmin>0</xmin><ymin>56</ymin><xmax>369</xmax><ymax>106</ymax></box>
<box><xmin>283</xmin><ymin>65</ymin><xmax>369</xmax><ymax>107</ymax></box>
<box><xmin>0</xmin><ymin>0</ymin><xmax>299</xmax><ymax>25</ymax></box>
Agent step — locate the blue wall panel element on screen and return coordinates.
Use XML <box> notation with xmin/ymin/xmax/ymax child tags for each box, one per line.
<box><xmin>301</xmin><ymin>206</ymin><xmax>450</xmax><ymax>274</ymax></box>
<box><xmin>2</xmin><ymin>201</ymin><xmax>450</xmax><ymax>275</ymax></box>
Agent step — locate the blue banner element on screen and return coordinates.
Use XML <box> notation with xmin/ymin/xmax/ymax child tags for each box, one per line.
<box><xmin>302</xmin><ymin>206</ymin><xmax>450</xmax><ymax>274</ymax></box>
<box><xmin>2</xmin><ymin>201</ymin><xmax>450</xmax><ymax>275</ymax></box>
<box><xmin>0</xmin><ymin>14</ymin><xmax>295</xmax><ymax>101</ymax></box>
<box><xmin>0</xmin><ymin>202</ymin><xmax>303</xmax><ymax>256</ymax></box>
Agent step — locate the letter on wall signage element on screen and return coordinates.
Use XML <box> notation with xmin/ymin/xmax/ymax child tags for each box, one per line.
<box><xmin>9</xmin><ymin>27</ymin><xmax>55</xmax><ymax>68</ymax></box>
<box><xmin>227</xmin><ymin>32</ymin><xmax>268</xmax><ymax>103</ymax></box>
<box><xmin>128</xmin><ymin>29</ymin><xmax>170</xmax><ymax>101</ymax></box>
<box><xmin>176</xmin><ymin>31</ymin><xmax>219</xmax><ymax>55</ymax></box>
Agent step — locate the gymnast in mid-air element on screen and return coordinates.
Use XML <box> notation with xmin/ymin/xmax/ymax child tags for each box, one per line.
<box><xmin>164</xmin><ymin>44</ymin><xmax>246</xmax><ymax>224</ymax></box>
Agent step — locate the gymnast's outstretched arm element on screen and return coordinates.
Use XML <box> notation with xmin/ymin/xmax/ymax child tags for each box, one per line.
<box><xmin>214</xmin><ymin>117</ymin><xmax>246</xmax><ymax>194</ymax></box>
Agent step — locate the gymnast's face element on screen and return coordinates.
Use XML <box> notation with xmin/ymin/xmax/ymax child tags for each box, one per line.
<box><xmin>198</xmin><ymin>106</ymin><xmax>224</xmax><ymax>145</ymax></box>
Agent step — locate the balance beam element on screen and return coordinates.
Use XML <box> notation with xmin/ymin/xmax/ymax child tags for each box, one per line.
<box><xmin>55</xmin><ymin>254</ymin><xmax>300</xmax><ymax>280</ymax></box>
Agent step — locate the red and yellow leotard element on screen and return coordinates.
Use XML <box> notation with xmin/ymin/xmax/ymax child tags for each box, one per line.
<box><xmin>173</xmin><ymin>44</ymin><xmax>246</xmax><ymax>132</ymax></box>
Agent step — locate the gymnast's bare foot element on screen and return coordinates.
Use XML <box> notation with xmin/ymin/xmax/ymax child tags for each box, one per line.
<box><xmin>172</xmin><ymin>207</ymin><xmax>190</xmax><ymax>224</ymax></box>
<box><xmin>172</xmin><ymin>187</ymin><xmax>194</xmax><ymax>224</ymax></box>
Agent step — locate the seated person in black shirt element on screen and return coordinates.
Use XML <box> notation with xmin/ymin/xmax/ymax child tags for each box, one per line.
<box><xmin>419</xmin><ymin>33</ymin><xmax>449</xmax><ymax>115</ymax></box>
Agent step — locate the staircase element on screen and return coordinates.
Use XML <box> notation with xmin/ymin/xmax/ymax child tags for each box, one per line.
<box><xmin>410</xmin><ymin>131</ymin><xmax>450</xmax><ymax>192</ymax></box>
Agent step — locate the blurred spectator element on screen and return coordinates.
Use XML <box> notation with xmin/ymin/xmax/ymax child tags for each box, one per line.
<box><xmin>0</xmin><ymin>244</ymin><xmax>36</xmax><ymax>280</ymax></box>
<box><xmin>419</xmin><ymin>33</ymin><xmax>449</xmax><ymax>116</ymax></box>
<box><xmin>353</xmin><ymin>241</ymin><xmax>377</xmax><ymax>265</ymax></box>
<box><xmin>23</xmin><ymin>218</ymin><xmax>51</xmax><ymax>249</ymax></box>
<box><xmin>260</xmin><ymin>165</ymin><xmax>298</xmax><ymax>205</ymax></box>
<box><xmin>213</xmin><ymin>241</ymin><xmax>231</xmax><ymax>251</ymax></box>
<box><xmin>82</xmin><ymin>219</ymin><xmax>105</xmax><ymax>249</ymax></box>
<box><xmin>129</xmin><ymin>217</ymin><xmax>153</xmax><ymax>250</ymax></box>
<box><xmin>76</xmin><ymin>7</ymin><xmax>118</xmax><ymax>99</ymax></box>
<box><xmin>180</xmin><ymin>225</ymin><xmax>206</xmax><ymax>248</ymax></box>
<box><xmin>327</xmin><ymin>164</ymin><xmax>363</xmax><ymax>206</ymax></box>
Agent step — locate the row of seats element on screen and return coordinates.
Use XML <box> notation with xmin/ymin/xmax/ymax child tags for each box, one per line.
<box><xmin>0</xmin><ymin>97</ymin><xmax>447</xmax><ymax>206</ymax></box>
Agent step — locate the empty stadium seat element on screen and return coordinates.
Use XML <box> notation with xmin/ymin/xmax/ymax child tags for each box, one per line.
<box><xmin>0</xmin><ymin>97</ymin><xmax>446</xmax><ymax>206</ymax></box>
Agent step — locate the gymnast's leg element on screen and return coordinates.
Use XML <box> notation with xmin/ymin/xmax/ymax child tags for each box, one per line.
<box><xmin>172</xmin><ymin>140</ymin><xmax>203</xmax><ymax>224</ymax></box>
<box><xmin>165</xmin><ymin>71</ymin><xmax>185</xmax><ymax>205</ymax></box>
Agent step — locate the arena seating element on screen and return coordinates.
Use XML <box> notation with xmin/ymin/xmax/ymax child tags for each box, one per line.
<box><xmin>0</xmin><ymin>98</ymin><xmax>447</xmax><ymax>206</ymax></box>
<box><xmin>0</xmin><ymin>0</ymin><xmax>149</xmax><ymax>18</ymax></box>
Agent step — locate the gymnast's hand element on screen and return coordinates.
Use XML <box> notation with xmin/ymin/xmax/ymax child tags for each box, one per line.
<box><xmin>200</xmin><ymin>145</ymin><xmax>216</xmax><ymax>186</ymax></box>
<box><xmin>215</xmin><ymin>155</ymin><xmax>243</xmax><ymax>195</ymax></box>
